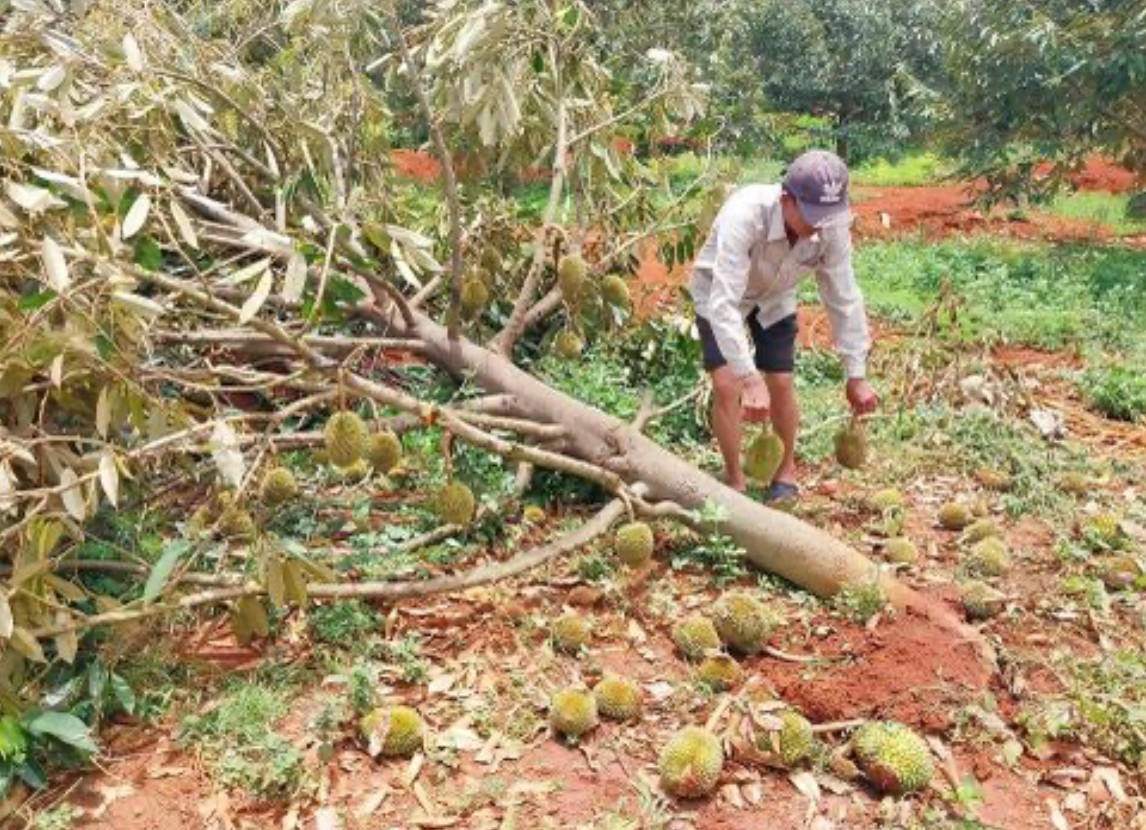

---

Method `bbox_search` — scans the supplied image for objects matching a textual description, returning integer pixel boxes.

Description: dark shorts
[696,312,798,374]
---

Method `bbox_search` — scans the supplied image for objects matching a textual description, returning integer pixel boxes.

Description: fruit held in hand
[324,411,369,468]
[834,420,867,470]
[672,614,721,661]
[659,727,724,798]
[744,427,785,483]
[593,674,642,721]
[436,482,476,525]
[359,706,425,758]
[614,521,654,567]
[549,688,598,739]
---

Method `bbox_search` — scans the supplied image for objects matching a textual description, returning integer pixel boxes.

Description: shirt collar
[766,195,822,246]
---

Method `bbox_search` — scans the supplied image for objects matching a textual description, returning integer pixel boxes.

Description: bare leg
[765,372,799,484]
[710,367,746,492]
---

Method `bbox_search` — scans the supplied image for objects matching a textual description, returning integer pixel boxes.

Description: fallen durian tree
[0,0,985,702]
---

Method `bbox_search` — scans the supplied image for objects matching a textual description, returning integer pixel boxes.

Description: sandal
[762,481,799,504]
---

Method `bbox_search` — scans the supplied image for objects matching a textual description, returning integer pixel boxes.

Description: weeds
[308,601,380,647]
[832,580,887,624]
[1081,364,1146,422]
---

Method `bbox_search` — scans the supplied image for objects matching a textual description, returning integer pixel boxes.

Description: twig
[810,719,867,735]
[308,224,339,324]
[763,645,824,664]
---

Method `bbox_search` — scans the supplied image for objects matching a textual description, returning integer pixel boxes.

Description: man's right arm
[706,201,757,379]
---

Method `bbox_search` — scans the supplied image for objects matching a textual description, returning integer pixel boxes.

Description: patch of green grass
[308,601,381,647]
[833,579,887,624]
[852,151,955,187]
[380,633,430,684]
[1039,191,1146,236]
[1080,364,1146,422]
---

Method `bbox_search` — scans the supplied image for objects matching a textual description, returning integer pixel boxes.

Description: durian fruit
[712,591,778,655]
[975,467,1013,492]
[970,497,990,518]
[553,329,584,360]
[672,614,721,661]
[658,727,724,798]
[851,722,886,765]
[218,505,256,541]
[744,427,785,483]
[436,482,476,525]
[961,580,1004,621]
[336,458,372,483]
[551,612,591,653]
[367,431,402,474]
[601,274,631,308]
[460,277,490,320]
[324,411,369,468]
[967,537,1010,577]
[480,247,502,276]
[549,688,598,739]
[869,489,906,512]
[962,518,1001,544]
[852,722,934,795]
[592,674,642,721]
[522,504,547,524]
[1082,513,1123,548]
[614,521,654,567]
[557,254,587,302]
[765,709,815,768]
[1058,471,1090,496]
[1097,555,1141,591]
[260,466,299,506]
[359,705,425,758]
[696,655,742,692]
[938,501,974,531]
[833,420,867,470]
[884,537,919,566]
[188,502,214,535]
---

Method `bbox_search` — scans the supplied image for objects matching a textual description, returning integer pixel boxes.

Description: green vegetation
[852,152,955,187]
[1042,191,1146,236]
[1081,365,1146,422]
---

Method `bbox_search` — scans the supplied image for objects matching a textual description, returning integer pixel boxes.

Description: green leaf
[143,540,191,603]
[532,51,544,74]
[26,712,97,756]
[132,235,163,271]
[109,673,136,716]
[17,757,47,789]
[18,289,56,311]
[0,717,28,761]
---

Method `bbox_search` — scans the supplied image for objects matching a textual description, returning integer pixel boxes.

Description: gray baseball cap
[783,149,851,228]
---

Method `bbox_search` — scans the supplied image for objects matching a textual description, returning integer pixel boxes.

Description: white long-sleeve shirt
[688,183,871,379]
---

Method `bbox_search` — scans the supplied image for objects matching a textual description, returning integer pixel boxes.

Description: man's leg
[710,366,746,492]
[765,372,799,484]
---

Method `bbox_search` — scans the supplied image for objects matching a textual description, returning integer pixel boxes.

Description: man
[689,149,878,502]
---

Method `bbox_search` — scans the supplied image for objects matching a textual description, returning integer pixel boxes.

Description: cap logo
[820,178,844,204]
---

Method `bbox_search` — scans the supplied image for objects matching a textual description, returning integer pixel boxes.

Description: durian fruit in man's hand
[834,416,868,470]
[744,424,785,483]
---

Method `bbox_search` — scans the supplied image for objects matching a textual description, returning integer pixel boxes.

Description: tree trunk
[404,310,983,652]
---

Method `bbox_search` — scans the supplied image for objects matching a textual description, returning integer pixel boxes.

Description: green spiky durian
[884,537,919,565]
[557,254,587,301]
[854,722,934,795]
[188,503,214,535]
[869,489,906,512]
[658,727,724,798]
[834,420,867,470]
[480,247,503,276]
[218,506,256,541]
[763,709,815,768]
[1098,555,1141,591]
[549,688,598,739]
[367,431,402,474]
[975,467,1013,491]
[938,502,974,531]
[967,537,1010,577]
[962,518,1001,543]
[554,329,584,360]
[744,427,785,483]
[359,705,425,758]
[712,591,779,655]
[522,504,547,524]
[336,458,372,483]
[1082,513,1123,548]
[672,614,721,661]
[614,521,654,567]
[961,580,1003,621]
[551,612,591,653]
[592,674,642,721]
[260,467,299,506]
[601,274,631,308]
[324,411,370,468]
[696,655,742,692]
[1058,471,1090,496]
[460,277,490,320]
[436,482,476,525]
[851,722,886,765]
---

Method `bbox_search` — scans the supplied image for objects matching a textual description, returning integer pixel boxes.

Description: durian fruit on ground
[975,466,1013,491]
[658,727,724,798]
[695,655,742,692]
[549,688,598,740]
[672,614,721,661]
[553,328,584,360]
[551,612,591,654]
[747,708,815,769]
[367,430,402,474]
[743,426,785,483]
[833,419,868,470]
[260,466,299,507]
[960,579,1004,620]
[592,674,642,721]
[324,411,370,468]
[1058,471,1092,496]
[966,537,1010,577]
[884,537,919,566]
[868,488,906,512]
[436,482,476,525]
[961,518,1001,544]
[336,458,372,483]
[712,591,781,655]
[1096,555,1142,591]
[359,705,425,758]
[614,521,654,567]
[937,501,974,531]
[1080,512,1125,549]
[850,721,934,795]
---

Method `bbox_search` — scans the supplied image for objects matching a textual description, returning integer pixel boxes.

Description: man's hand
[846,378,879,415]
[741,374,771,423]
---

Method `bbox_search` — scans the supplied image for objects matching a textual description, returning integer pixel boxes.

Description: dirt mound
[768,605,992,732]
[1066,157,1139,193]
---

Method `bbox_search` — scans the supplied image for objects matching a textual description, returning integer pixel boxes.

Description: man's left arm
[813,233,878,414]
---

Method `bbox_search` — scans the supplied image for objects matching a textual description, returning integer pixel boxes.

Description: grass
[1080,364,1146,422]
[1039,190,1146,236]
[852,151,955,187]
